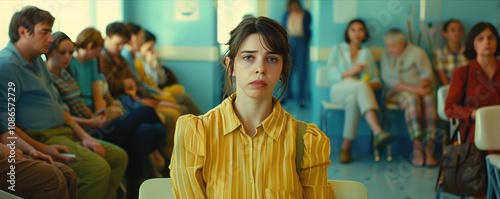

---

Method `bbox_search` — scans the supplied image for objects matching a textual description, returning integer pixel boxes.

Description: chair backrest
[316,66,330,88]
[328,179,368,199]
[369,47,384,62]
[0,190,22,199]
[139,178,174,199]
[138,178,369,199]
[475,105,500,150]
[437,85,450,121]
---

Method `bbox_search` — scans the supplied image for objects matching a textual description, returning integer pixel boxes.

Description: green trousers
[26,124,128,199]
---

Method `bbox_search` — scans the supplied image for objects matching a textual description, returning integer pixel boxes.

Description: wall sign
[175,0,199,21]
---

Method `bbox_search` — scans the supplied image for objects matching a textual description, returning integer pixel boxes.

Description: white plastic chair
[139,178,174,199]
[139,178,368,199]
[328,179,368,199]
[0,190,22,199]
[437,85,460,142]
[475,105,500,199]
[437,85,450,121]
[315,65,344,133]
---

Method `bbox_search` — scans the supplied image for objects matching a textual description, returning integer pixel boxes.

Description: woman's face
[473,28,497,58]
[443,21,464,43]
[232,33,283,100]
[140,40,155,59]
[50,39,74,68]
[348,22,366,44]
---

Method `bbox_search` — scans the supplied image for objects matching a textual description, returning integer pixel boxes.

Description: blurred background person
[281,0,311,107]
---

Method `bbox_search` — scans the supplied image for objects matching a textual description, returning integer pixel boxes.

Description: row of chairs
[138,178,368,199]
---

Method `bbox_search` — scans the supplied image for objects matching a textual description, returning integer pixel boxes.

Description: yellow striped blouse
[170,94,335,198]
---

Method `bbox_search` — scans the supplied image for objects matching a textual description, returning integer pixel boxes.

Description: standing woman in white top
[326,19,392,164]
[281,0,311,107]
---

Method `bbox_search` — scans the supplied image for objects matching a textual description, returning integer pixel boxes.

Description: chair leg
[374,149,380,162]
[324,110,329,135]
[493,160,500,199]
[487,158,493,199]
[320,106,325,132]
[387,145,392,161]
[374,145,392,162]
[435,186,441,199]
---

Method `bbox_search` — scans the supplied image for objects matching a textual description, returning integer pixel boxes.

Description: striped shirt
[50,69,91,119]
[170,94,334,199]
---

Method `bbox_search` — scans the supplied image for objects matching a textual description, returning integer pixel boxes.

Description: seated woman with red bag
[445,22,500,199]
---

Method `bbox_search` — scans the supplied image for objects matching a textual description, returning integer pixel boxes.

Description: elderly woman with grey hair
[381,29,437,167]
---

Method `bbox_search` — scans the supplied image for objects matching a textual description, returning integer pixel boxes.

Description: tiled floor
[282,100,466,199]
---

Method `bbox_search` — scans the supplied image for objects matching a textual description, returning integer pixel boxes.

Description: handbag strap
[461,64,470,106]
[450,64,471,143]
[461,64,473,142]
[435,159,445,192]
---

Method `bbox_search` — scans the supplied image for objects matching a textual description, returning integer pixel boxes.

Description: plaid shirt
[434,45,469,79]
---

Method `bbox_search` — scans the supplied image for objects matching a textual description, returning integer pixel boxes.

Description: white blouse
[326,42,380,85]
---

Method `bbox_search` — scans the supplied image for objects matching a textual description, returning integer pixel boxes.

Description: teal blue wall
[267,0,286,22]
[124,0,221,113]
[308,0,421,47]
[308,0,499,48]
[442,0,499,34]
[123,0,217,47]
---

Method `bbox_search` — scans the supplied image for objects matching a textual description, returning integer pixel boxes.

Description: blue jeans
[92,106,166,181]
[286,36,309,103]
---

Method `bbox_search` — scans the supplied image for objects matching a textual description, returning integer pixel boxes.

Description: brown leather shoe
[340,149,352,164]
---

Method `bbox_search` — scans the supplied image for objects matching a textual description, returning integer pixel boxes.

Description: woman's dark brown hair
[48,31,72,54]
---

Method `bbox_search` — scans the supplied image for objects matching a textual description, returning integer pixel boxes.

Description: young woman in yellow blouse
[170,16,334,198]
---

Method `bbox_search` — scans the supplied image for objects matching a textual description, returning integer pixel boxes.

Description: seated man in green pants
[0,6,128,199]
